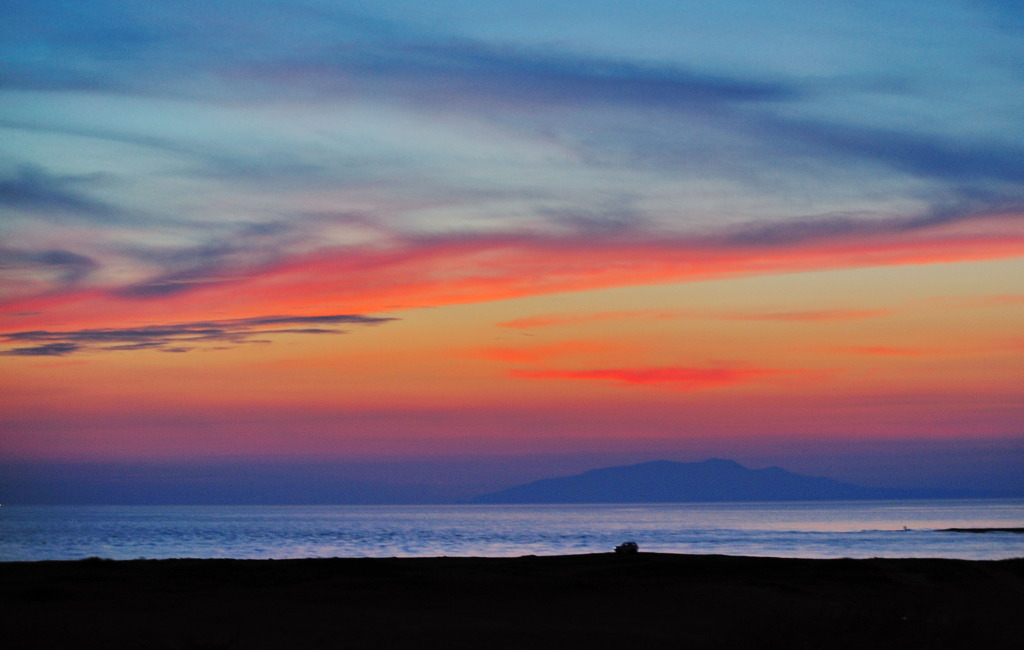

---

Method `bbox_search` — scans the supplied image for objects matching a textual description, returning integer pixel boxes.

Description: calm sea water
[1,500,1021,562]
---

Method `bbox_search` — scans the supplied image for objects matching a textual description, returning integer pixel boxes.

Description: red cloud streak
[463,341,618,363]
[509,366,793,389]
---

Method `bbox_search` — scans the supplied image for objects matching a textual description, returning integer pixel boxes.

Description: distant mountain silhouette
[471,459,975,504]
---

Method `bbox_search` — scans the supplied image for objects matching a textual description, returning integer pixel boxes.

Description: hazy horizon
[5,441,1022,504]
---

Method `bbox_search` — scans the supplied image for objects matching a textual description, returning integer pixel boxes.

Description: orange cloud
[509,366,794,390]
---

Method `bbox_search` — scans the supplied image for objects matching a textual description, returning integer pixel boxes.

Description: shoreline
[3,553,1022,648]
[939,526,1024,533]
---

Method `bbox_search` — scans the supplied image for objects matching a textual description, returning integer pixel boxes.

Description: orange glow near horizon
[4,248,1023,462]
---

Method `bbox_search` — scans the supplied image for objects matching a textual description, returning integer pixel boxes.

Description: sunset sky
[2,1,1022,502]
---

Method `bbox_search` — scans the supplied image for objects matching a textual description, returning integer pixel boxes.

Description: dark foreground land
[3,553,1023,649]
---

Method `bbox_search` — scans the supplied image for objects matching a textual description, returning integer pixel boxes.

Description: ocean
[1,499,1021,562]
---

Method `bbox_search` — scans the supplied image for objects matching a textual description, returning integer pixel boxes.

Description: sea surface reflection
[1,499,1020,561]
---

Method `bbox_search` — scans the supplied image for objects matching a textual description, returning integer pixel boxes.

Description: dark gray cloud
[113,269,241,299]
[538,198,647,234]
[99,211,396,302]
[715,197,1024,249]
[239,314,388,327]
[764,118,1024,184]
[2,1,795,109]
[103,212,354,300]
[0,247,100,285]
[716,213,882,248]
[0,165,124,222]
[0,314,396,356]
[1,342,83,357]
[266,41,798,110]
[1,0,797,119]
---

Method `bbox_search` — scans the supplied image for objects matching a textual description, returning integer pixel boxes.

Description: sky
[1,1,1022,503]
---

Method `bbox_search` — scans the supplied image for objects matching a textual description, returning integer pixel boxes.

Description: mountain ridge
[471,458,986,504]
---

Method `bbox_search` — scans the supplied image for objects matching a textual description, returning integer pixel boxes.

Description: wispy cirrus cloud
[12,3,1021,197]
[5,209,1022,328]
[510,366,796,390]
[0,314,395,357]
[265,211,1023,317]
[709,201,1024,249]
